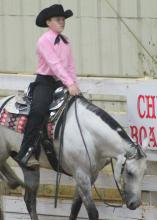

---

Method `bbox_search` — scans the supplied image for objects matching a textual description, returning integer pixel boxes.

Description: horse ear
[141,138,149,152]
[115,155,126,182]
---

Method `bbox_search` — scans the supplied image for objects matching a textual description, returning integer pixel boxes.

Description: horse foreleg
[22,167,40,220]
[75,170,99,220]
[69,187,82,220]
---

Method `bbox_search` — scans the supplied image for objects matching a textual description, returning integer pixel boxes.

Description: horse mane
[54,94,135,146]
[79,96,134,145]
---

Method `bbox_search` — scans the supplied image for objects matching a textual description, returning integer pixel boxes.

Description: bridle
[111,143,146,204]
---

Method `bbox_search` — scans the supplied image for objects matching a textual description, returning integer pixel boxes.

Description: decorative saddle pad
[0,109,54,138]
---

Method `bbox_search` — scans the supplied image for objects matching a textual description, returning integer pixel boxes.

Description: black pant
[19,74,63,157]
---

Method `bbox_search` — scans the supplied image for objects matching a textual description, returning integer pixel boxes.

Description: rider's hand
[68,83,80,96]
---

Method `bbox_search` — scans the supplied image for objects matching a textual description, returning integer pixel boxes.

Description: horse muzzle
[126,197,142,210]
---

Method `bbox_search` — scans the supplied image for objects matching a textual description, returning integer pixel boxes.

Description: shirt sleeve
[37,38,75,87]
[68,44,78,84]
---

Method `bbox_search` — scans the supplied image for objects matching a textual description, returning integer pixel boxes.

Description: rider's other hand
[68,83,80,96]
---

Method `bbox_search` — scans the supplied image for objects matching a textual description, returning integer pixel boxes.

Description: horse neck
[77,100,130,158]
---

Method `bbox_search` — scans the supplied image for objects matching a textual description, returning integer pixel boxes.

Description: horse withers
[0,95,147,220]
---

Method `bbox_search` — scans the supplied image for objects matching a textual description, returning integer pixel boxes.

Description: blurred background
[0,0,157,77]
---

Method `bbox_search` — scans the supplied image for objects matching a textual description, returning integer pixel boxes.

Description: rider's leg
[15,77,57,168]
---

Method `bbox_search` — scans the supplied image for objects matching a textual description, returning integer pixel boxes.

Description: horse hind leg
[22,167,40,220]
[69,188,82,220]
[75,170,99,220]
[0,162,24,189]
[1,164,39,220]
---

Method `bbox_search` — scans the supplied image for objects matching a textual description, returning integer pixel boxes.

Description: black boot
[14,145,40,169]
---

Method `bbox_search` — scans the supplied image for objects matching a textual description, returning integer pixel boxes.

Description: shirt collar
[49,28,60,37]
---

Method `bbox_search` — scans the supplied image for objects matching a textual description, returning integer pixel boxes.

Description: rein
[74,96,126,208]
[54,95,72,208]
[111,158,126,206]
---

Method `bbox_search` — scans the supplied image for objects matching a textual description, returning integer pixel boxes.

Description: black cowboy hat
[36,4,73,27]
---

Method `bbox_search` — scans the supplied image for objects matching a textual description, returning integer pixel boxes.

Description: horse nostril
[129,202,135,210]
[128,200,141,210]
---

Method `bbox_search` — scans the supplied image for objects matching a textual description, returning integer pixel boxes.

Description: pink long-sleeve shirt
[36,29,77,87]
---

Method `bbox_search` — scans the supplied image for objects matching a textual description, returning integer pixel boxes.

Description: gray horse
[0,96,147,220]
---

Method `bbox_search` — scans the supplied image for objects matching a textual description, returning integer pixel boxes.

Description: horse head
[114,138,148,210]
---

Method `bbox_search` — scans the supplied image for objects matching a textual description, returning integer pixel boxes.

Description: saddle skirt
[0,86,68,139]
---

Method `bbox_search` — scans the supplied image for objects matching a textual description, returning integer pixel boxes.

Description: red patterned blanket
[0,109,54,138]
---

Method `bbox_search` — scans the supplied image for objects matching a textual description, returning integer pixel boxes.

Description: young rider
[15,4,80,168]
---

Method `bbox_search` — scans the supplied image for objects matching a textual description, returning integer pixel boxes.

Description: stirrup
[26,157,40,169]
[20,147,34,165]
[15,147,39,169]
